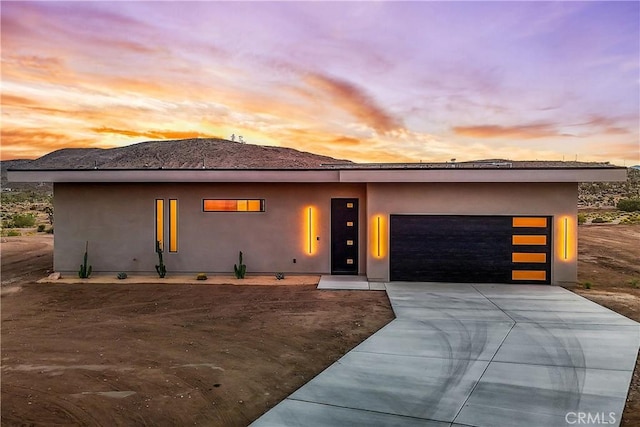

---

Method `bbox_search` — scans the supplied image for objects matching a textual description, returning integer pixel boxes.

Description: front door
[331,198,359,275]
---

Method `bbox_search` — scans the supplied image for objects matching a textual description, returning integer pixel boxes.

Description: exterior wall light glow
[558,215,574,262]
[304,206,317,255]
[371,214,386,259]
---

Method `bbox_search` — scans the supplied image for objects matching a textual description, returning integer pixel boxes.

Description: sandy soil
[2,227,639,425]
[0,235,53,287]
[569,225,640,426]
[1,237,394,426]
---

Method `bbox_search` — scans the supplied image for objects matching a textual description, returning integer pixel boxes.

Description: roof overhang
[7,167,627,184]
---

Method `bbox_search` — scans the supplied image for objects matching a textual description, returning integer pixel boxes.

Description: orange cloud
[0,128,109,160]
[453,123,560,139]
[91,127,222,141]
[304,73,402,133]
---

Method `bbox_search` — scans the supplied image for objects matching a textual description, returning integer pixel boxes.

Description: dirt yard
[2,227,639,426]
[569,224,640,426]
[1,237,393,426]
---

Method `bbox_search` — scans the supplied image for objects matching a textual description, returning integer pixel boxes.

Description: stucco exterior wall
[54,183,367,275]
[365,182,578,285]
[54,181,578,284]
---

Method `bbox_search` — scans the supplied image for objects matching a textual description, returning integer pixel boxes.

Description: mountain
[2,139,639,209]
[1,138,350,192]
[7,138,350,170]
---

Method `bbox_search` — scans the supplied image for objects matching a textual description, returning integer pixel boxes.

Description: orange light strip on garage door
[512,270,546,281]
[512,253,547,263]
[512,217,547,227]
[512,235,547,245]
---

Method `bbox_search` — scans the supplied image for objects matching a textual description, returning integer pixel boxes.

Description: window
[203,199,265,212]
[169,199,178,252]
[155,199,164,250]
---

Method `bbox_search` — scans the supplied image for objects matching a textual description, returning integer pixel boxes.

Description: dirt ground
[1,227,639,426]
[568,224,640,426]
[1,236,394,426]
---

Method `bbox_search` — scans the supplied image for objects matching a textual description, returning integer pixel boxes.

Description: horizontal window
[203,199,265,212]
[512,270,547,281]
[512,252,547,263]
[512,235,547,245]
[512,217,547,228]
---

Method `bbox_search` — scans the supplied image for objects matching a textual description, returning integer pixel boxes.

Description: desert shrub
[46,227,54,234]
[617,198,640,212]
[11,213,36,228]
[583,281,592,289]
[591,217,609,223]
[117,272,128,280]
[275,272,285,280]
[577,213,586,225]
[7,230,21,237]
[196,273,207,280]
[37,224,46,232]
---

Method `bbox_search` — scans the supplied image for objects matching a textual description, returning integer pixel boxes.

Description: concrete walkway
[251,282,640,427]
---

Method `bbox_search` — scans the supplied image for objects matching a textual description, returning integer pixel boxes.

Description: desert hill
[11,138,350,170]
[1,138,350,192]
[1,139,638,209]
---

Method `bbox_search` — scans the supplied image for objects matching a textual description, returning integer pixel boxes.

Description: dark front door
[331,198,359,275]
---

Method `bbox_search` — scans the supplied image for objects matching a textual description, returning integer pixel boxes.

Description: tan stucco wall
[54,181,578,284]
[54,183,367,276]
[365,182,578,284]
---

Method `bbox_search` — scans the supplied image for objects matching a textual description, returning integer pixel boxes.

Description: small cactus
[234,251,246,279]
[117,272,128,280]
[155,240,167,278]
[78,241,92,278]
[275,272,285,280]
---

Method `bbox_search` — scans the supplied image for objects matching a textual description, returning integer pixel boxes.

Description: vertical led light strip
[155,199,164,250]
[169,199,178,252]
[377,216,381,257]
[563,217,568,260]
[308,207,313,254]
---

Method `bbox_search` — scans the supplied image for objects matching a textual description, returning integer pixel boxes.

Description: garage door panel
[390,215,551,284]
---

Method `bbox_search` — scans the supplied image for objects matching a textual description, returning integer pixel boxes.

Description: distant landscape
[1,139,639,235]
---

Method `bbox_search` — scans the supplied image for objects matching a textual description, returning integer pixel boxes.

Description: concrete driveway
[251,283,640,427]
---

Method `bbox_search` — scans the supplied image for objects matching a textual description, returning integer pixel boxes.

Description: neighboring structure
[8,161,626,285]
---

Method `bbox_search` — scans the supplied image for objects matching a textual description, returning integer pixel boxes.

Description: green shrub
[37,224,46,232]
[583,281,592,289]
[117,272,128,280]
[196,273,207,280]
[591,217,609,223]
[630,278,640,289]
[11,213,36,228]
[7,230,20,237]
[577,213,586,225]
[617,198,640,212]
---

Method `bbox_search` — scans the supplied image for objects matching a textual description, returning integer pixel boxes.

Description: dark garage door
[390,215,551,284]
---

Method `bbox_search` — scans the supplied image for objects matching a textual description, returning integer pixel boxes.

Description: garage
[389,215,551,284]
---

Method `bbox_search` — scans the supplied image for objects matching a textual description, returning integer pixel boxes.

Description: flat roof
[7,164,627,184]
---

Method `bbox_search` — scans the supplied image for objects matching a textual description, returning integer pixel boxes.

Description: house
[8,159,626,285]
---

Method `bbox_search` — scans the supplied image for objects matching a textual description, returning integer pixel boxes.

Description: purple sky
[2,1,638,164]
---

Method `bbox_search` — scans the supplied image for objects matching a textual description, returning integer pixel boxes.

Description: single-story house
[8,160,626,285]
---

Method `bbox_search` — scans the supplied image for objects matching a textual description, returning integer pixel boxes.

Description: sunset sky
[1,1,638,164]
